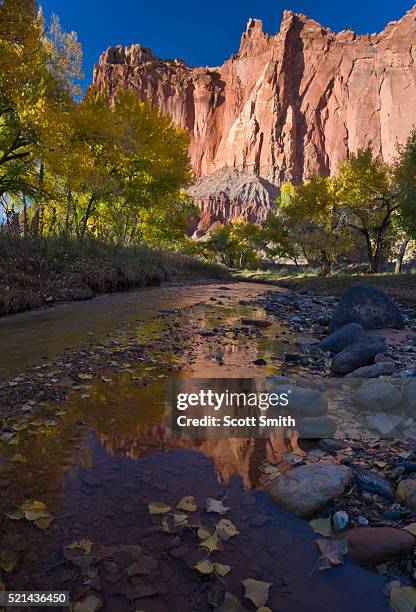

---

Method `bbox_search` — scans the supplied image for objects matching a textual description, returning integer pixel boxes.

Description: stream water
[0,283,389,611]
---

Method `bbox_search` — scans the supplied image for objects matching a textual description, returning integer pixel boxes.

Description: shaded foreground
[0,283,396,610]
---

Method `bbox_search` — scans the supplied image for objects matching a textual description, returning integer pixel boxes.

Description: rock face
[267,462,352,517]
[93,9,416,229]
[329,286,405,332]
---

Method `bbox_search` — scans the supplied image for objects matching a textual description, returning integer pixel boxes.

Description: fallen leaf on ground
[67,539,93,555]
[214,563,231,577]
[390,584,416,612]
[172,512,188,526]
[206,497,230,515]
[216,519,239,540]
[148,501,172,515]
[194,559,214,574]
[74,595,102,612]
[11,454,27,463]
[242,578,272,608]
[200,533,223,552]
[316,538,348,570]
[176,495,197,512]
[197,524,215,540]
[309,517,332,537]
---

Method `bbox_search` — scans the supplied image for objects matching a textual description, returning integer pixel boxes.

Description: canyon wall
[93,8,416,231]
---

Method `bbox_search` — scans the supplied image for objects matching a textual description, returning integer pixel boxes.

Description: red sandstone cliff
[93,8,416,230]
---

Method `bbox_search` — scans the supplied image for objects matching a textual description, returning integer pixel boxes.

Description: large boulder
[319,323,364,354]
[266,462,352,517]
[347,527,415,565]
[331,334,386,375]
[329,285,405,332]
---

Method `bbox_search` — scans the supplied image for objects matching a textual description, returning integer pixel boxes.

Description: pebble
[357,516,369,526]
[355,470,394,501]
[332,510,349,531]
[396,479,416,509]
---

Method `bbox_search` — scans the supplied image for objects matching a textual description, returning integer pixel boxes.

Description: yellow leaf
[390,585,416,612]
[200,533,222,552]
[67,539,93,555]
[197,524,215,540]
[403,523,416,537]
[5,509,24,521]
[11,454,27,463]
[148,501,172,515]
[216,519,239,541]
[176,496,197,512]
[172,513,188,526]
[214,563,231,577]
[242,578,272,608]
[309,517,332,537]
[194,559,214,574]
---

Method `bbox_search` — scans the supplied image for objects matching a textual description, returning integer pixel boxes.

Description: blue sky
[40,1,415,90]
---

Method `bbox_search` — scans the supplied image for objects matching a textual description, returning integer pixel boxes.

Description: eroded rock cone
[347,527,416,565]
[266,462,352,517]
[329,285,405,332]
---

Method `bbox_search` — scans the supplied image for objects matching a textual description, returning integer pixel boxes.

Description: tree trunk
[80,194,95,240]
[362,229,376,272]
[318,250,331,276]
[395,239,409,274]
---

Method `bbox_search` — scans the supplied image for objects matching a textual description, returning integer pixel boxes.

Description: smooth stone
[366,412,403,436]
[382,511,401,521]
[357,516,369,527]
[346,362,396,378]
[396,479,416,509]
[397,461,416,473]
[241,318,272,328]
[271,385,327,416]
[267,462,352,518]
[347,527,415,565]
[319,439,350,453]
[331,334,386,375]
[333,510,349,531]
[356,470,394,500]
[319,323,364,354]
[329,285,405,332]
[404,378,416,411]
[297,416,337,439]
[353,378,402,412]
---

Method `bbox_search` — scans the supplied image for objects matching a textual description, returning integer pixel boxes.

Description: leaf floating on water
[148,501,172,515]
[74,595,103,612]
[206,497,230,515]
[216,519,239,541]
[309,517,332,537]
[316,538,348,570]
[242,578,272,608]
[67,539,93,555]
[20,500,54,530]
[217,592,246,612]
[172,513,188,527]
[176,495,197,512]
[160,516,171,533]
[5,509,24,521]
[200,533,222,553]
[197,524,215,540]
[257,608,272,612]
[390,584,416,612]
[194,559,214,575]
[214,563,231,577]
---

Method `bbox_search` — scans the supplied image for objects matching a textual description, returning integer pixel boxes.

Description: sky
[39,1,415,91]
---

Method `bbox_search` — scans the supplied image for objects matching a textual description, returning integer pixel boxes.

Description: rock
[353,379,402,411]
[253,358,267,366]
[397,461,416,473]
[267,462,352,517]
[366,412,404,436]
[357,516,369,527]
[331,334,386,375]
[396,479,416,508]
[347,527,415,565]
[319,323,364,354]
[297,416,337,439]
[404,378,416,411]
[329,285,405,332]
[356,470,394,500]
[241,318,272,328]
[345,362,396,378]
[374,353,395,364]
[333,510,349,531]
[272,385,327,416]
[94,11,416,232]
[382,511,401,521]
[319,439,350,453]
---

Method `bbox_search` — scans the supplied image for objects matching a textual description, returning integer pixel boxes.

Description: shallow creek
[0,283,389,611]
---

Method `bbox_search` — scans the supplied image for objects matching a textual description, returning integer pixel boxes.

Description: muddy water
[0,283,389,611]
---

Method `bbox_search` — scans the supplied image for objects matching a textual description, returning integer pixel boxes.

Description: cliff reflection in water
[78,373,301,490]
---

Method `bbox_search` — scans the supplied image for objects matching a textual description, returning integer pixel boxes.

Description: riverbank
[236,270,416,307]
[0,236,229,316]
